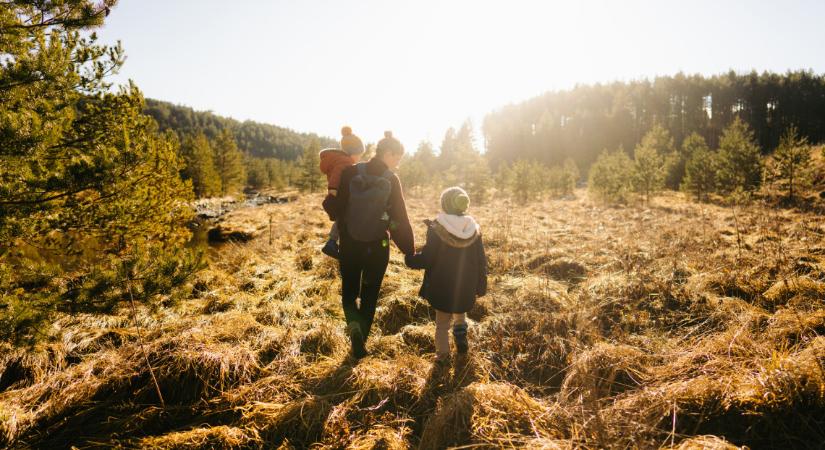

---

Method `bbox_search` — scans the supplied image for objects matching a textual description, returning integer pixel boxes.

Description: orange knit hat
[340,126,364,155]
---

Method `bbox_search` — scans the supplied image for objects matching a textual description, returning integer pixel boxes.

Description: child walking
[405,187,487,362]
[320,126,365,258]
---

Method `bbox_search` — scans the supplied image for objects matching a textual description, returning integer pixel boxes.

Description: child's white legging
[434,309,467,356]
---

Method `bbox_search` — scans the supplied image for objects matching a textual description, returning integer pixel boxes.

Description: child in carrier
[405,187,488,363]
[319,126,365,258]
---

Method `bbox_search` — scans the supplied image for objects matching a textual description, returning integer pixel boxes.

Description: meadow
[2,185,824,449]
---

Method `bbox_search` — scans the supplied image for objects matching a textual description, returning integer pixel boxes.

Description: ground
[1,189,824,449]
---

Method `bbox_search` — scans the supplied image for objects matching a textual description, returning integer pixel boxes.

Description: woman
[323,131,414,358]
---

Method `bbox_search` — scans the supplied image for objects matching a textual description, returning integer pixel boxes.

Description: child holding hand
[405,187,487,362]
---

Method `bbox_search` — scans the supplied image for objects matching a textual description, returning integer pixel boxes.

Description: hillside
[145,99,337,160]
[2,191,824,448]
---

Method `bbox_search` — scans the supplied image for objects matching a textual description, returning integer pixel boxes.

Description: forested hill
[483,70,825,170]
[145,99,336,160]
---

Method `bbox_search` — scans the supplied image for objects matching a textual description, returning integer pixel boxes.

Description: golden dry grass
[2,189,824,448]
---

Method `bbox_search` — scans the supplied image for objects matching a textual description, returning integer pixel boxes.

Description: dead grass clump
[399,324,435,354]
[0,345,65,392]
[137,425,259,449]
[295,248,314,271]
[242,396,333,447]
[299,323,346,358]
[666,435,744,449]
[612,339,825,448]
[143,335,260,405]
[314,256,339,279]
[735,337,825,414]
[765,308,825,348]
[560,342,651,402]
[374,296,433,335]
[478,311,576,393]
[701,268,772,303]
[201,292,235,314]
[346,356,428,412]
[493,275,567,313]
[346,424,410,450]
[762,276,825,310]
[522,250,567,271]
[539,257,588,283]
[419,381,567,450]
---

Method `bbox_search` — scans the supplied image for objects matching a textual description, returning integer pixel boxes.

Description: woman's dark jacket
[323,157,414,255]
[405,219,488,313]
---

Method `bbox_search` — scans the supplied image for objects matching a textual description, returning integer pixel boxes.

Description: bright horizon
[97,0,825,152]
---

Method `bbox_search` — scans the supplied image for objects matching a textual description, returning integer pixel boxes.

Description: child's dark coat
[405,220,487,313]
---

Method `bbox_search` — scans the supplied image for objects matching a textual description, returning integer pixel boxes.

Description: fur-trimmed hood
[432,213,480,248]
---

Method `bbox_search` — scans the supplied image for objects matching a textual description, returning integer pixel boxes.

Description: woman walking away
[323,131,414,359]
[405,187,487,364]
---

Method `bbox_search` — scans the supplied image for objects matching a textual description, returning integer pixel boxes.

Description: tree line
[145,99,335,160]
[147,100,336,198]
[483,71,825,174]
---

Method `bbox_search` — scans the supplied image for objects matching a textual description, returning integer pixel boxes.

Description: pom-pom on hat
[441,186,470,215]
[340,125,364,155]
[376,130,404,156]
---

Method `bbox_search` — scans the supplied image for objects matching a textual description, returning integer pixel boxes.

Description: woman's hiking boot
[453,323,469,354]
[348,321,368,359]
[322,240,339,259]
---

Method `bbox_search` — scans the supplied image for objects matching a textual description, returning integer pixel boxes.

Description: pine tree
[717,117,763,194]
[464,156,492,204]
[633,142,666,203]
[213,129,246,196]
[181,133,220,197]
[245,156,270,190]
[682,148,718,202]
[588,148,635,204]
[296,138,323,192]
[772,125,810,201]
[508,160,545,202]
[0,1,198,344]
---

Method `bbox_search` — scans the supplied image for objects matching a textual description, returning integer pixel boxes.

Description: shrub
[588,148,635,204]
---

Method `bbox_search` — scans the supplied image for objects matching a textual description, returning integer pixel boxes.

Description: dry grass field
[2,189,824,449]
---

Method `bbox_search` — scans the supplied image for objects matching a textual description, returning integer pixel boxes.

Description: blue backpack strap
[381,169,393,181]
[356,163,367,177]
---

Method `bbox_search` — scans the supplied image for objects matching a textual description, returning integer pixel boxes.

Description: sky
[97,0,825,152]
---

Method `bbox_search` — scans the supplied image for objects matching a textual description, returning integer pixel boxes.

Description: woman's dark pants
[339,235,389,344]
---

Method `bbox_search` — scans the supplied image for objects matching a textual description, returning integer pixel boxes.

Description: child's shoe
[453,323,469,354]
[322,240,339,259]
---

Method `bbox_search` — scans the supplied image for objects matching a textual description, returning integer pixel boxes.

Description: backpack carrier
[345,163,393,242]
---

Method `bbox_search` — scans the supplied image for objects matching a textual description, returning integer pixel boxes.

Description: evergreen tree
[0,1,197,344]
[588,148,635,204]
[772,125,811,201]
[213,129,246,196]
[507,160,545,202]
[716,117,763,194]
[245,156,270,190]
[296,138,323,192]
[681,133,710,165]
[180,133,220,197]
[399,141,438,193]
[464,156,492,203]
[682,148,718,202]
[563,158,580,193]
[546,159,579,198]
[633,142,666,203]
